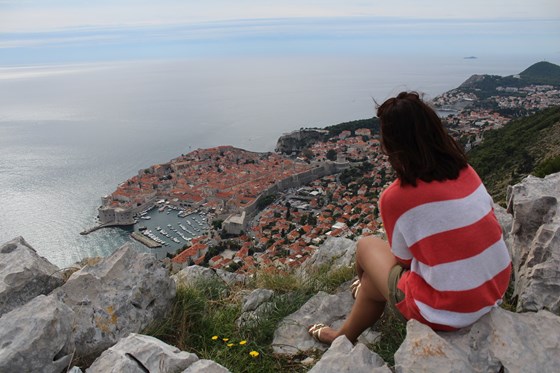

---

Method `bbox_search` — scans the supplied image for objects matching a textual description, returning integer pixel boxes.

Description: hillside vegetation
[456,61,560,99]
[324,117,379,137]
[520,61,560,85]
[468,106,560,204]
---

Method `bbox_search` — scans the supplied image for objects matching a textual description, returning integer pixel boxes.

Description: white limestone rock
[172,265,221,287]
[51,243,176,364]
[182,359,231,373]
[0,295,75,373]
[0,236,64,316]
[506,172,560,314]
[236,288,275,328]
[448,307,560,373]
[301,237,356,271]
[493,203,513,243]
[395,307,560,373]
[86,333,198,373]
[308,335,391,373]
[215,268,247,286]
[272,290,357,355]
[394,320,475,373]
[241,288,274,313]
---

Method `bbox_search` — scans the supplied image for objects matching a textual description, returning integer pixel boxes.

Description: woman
[308,91,511,344]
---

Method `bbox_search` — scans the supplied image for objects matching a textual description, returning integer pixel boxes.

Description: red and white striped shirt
[380,165,511,331]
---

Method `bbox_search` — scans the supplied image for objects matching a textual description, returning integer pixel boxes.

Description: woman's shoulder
[381,165,483,207]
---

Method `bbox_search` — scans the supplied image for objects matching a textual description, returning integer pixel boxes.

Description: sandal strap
[308,323,326,342]
[351,279,361,299]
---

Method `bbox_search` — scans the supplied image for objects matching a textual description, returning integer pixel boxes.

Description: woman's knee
[356,236,396,273]
[357,236,389,257]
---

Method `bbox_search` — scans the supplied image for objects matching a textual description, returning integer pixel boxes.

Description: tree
[212,220,224,230]
[326,149,337,161]
[302,148,314,160]
[307,214,318,226]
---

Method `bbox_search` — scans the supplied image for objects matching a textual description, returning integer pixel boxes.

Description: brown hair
[377,91,467,187]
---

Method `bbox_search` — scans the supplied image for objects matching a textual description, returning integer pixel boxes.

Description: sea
[0,55,555,268]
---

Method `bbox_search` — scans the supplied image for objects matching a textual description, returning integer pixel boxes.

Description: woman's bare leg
[313,236,397,344]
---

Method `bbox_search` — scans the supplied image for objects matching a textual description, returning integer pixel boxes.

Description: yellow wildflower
[239,340,247,345]
[249,351,260,358]
[211,336,219,340]
[222,338,229,342]
[227,343,234,347]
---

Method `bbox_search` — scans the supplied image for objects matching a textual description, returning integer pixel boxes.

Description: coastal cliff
[275,129,328,155]
[1,172,559,372]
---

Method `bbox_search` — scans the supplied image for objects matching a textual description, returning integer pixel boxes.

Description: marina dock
[130,232,161,248]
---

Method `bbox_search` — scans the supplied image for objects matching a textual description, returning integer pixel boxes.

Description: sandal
[351,279,361,299]
[308,323,328,344]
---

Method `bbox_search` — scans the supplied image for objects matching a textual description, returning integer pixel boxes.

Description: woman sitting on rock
[308,91,512,344]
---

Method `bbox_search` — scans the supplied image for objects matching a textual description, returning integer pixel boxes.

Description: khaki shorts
[387,264,408,323]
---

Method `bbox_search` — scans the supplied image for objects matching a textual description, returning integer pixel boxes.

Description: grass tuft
[369,307,407,367]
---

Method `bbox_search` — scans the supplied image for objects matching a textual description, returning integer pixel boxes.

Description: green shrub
[533,155,560,177]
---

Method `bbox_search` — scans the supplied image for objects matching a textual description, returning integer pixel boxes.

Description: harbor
[131,205,210,256]
[81,201,211,258]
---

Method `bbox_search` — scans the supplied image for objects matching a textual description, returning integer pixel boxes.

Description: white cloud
[0,63,113,80]
[0,0,558,33]
[0,34,121,49]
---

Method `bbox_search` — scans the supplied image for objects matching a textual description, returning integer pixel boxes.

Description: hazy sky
[1,0,559,66]
[1,0,559,32]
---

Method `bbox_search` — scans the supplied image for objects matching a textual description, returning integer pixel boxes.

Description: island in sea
[91,61,560,273]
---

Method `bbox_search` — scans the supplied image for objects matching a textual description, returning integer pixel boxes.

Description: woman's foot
[307,323,338,345]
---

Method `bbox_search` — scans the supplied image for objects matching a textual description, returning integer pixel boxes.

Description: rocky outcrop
[275,129,328,155]
[0,236,64,316]
[506,172,560,314]
[308,336,391,373]
[172,264,221,287]
[272,288,379,355]
[0,295,75,373]
[394,307,560,373]
[183,360,231,373]
[300,236,356,272]
[304,305,560,373]
[493,203,513,242]
[51,243,176,364]
[236,288,275,328]
[215,268,247,286]
[273,291,353,354]
[86,333,198,373]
